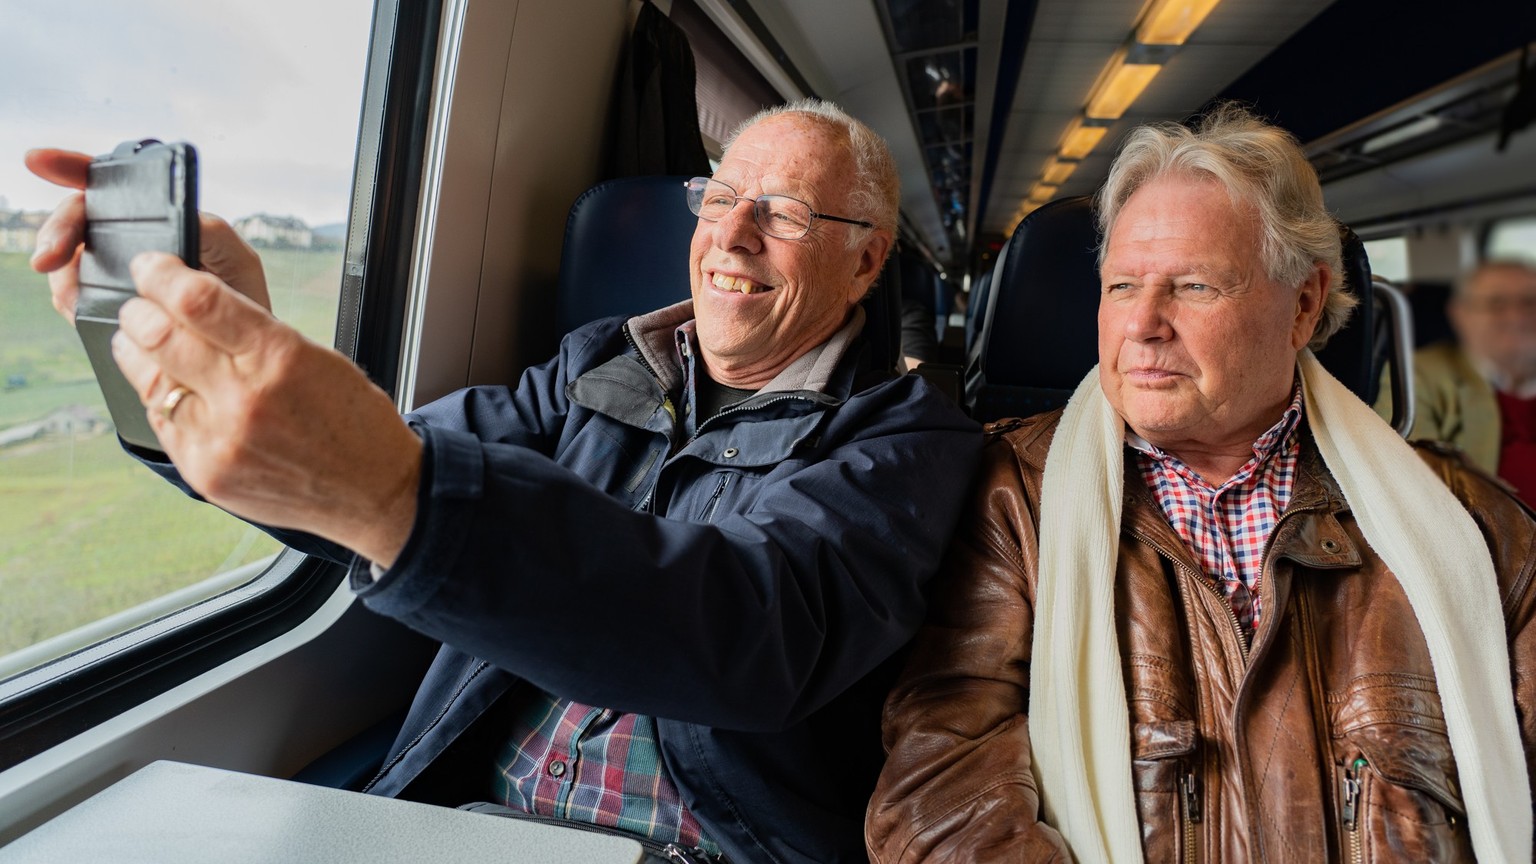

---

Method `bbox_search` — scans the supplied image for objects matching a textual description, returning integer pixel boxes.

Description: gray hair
[1097,102,1355,349]
[726,98,900,250]
[1455,259,1536,296]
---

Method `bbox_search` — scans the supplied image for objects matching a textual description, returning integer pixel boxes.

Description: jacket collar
[623,299,867,402]
[569,301,867,432]
[1122,420,1362,572]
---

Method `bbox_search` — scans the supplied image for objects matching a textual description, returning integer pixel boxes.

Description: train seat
[964,194,1402,427]
[965,196,1101,423]
[556,175,698,336]
[555,175,902,373]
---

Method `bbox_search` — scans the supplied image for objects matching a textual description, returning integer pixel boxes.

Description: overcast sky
[0,0,373,227]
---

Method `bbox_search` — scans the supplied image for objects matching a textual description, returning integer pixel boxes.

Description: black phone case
[76,139,199,451]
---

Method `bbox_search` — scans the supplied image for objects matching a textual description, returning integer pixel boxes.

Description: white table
[0,760,645,863]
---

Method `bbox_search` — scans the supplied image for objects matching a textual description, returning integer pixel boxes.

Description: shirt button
[548,760,566,778]
[722,447,739,458]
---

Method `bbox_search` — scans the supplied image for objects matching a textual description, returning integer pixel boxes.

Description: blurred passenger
[868,104,1535,863]
[1411,259,1536,504]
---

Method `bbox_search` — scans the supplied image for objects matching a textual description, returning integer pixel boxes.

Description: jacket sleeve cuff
[351,421,485,615]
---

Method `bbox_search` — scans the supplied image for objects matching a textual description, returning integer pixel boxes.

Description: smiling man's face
[689,114,888,389]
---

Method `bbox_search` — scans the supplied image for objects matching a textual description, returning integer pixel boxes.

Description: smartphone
[76,139,199,451]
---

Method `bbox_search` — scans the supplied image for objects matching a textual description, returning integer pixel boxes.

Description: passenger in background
[867,105,1536,863]
[1410,259,1536,505]
[27,99,980,864]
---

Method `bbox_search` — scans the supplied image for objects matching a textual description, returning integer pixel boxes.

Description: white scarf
[1030,349,1530,863]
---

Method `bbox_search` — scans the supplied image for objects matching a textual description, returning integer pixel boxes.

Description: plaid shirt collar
[1128,381,1306,634]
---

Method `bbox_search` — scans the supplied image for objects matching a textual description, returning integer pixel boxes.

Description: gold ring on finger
[159,384,192,422]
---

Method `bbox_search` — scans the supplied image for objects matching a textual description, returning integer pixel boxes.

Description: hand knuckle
[175,274,222,320]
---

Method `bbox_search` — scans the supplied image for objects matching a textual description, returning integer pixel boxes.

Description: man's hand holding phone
[26,148,272,321]
[25,145,421,569]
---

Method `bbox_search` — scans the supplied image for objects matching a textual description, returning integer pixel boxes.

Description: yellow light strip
[1059,118,1109,160]
[1137,0,1223,46]
[1042,159,1077,186]
[1029,183,1059,202]
[1086,51,1162,120]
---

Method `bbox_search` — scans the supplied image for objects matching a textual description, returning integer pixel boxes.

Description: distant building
[0,405,110,449]
[234,214,314,249]
[0,210,47,254]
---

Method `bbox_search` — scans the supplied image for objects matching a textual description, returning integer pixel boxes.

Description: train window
[1486,215,1536,264]
[1362,236,1409,283]
[0,0,372,678]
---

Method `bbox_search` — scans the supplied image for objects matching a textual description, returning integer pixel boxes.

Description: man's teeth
[713,273,767,295]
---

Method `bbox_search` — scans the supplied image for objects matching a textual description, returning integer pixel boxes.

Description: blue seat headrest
[554,174,901,373]
[556,175,696,335]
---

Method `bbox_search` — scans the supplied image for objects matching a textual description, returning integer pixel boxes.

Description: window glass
[1363,236,1409,283]
[0,0,372,671]
[1487,215,1536,265]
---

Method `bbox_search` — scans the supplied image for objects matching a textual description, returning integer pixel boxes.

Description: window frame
[0,0,442,772]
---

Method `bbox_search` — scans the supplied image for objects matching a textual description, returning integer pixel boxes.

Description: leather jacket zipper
[1180,764,1202,864]
[1134,529,1250,662]
[1341,757,1366,864]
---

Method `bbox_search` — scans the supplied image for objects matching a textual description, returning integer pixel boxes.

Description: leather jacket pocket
[1131,720,1199,864]
[1334,725,1473,863]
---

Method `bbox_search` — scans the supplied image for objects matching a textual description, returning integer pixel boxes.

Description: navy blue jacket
[147,302,980,862]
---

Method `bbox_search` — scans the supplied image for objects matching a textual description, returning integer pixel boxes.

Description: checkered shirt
[1129,385,1304,634]
[488,691,721,854]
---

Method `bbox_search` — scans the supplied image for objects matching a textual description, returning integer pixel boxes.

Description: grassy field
[0,247,343,657]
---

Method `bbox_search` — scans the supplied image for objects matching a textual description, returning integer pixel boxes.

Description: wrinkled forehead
[1105,175,1261,262]
[718,116,853,197]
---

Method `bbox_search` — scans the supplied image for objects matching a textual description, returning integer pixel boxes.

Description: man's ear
[1293,261,1330,350]
[848,229,894,305]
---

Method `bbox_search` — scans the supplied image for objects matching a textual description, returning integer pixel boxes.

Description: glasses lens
[755,195,813,239]
[688,179,739,221]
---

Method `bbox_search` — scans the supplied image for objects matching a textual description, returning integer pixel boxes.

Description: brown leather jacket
[868,411,1536,863]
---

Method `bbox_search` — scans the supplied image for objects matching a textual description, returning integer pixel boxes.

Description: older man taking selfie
[29,99,980,864]
[868,105,1536,863]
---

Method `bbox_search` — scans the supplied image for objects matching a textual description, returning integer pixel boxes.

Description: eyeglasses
[684,177,873,241]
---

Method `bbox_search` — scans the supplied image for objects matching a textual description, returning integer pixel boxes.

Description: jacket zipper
[1180,764,1202,864]
[622,324,661,380]
[689,393,811,443]
[700,473,729,522]
[1341,757,1366,864]
[362,661,492,793]
[1135,529,1250,661]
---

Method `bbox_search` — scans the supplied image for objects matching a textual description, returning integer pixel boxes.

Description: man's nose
[1124,290,1174,342]
[712,198,764,253]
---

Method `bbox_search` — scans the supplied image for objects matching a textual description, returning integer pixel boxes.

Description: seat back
[965,196,1101,422]
[1312,225,1378,405]
[965,194,1381,424]
[555,175,900,373]
[556,175,697,335]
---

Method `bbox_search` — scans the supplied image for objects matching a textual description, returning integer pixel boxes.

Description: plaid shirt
[1130,384,1304,635]
[485,324,728,855]
[488,691,721,854]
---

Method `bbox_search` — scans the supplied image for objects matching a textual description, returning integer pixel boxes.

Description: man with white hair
[867,105,1536,862]
[29,99,980,864]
